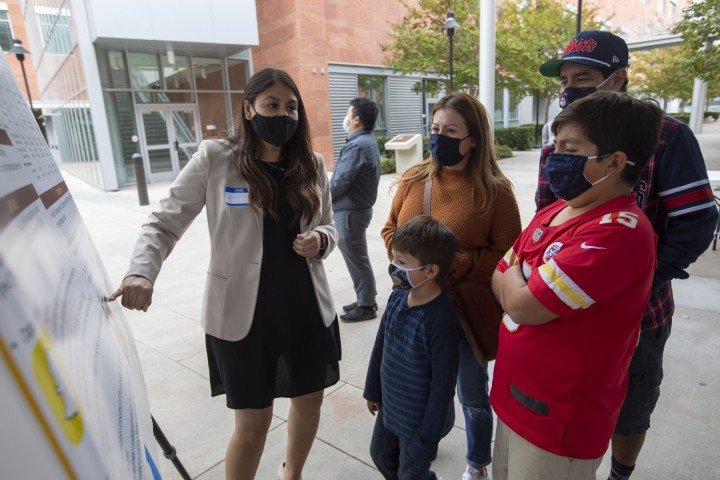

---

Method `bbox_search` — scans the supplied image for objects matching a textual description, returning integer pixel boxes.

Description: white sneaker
[461,465,491,480]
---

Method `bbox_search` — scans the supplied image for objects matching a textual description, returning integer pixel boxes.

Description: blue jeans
[457,335,493,469]
[369,410,439,480]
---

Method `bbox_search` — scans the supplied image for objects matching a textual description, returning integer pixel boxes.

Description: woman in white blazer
[111,68,340,480]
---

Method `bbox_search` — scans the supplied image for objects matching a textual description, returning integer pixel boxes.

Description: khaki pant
[492,419,603,480]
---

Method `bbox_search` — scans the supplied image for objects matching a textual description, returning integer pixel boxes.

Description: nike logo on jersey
[580,242,606,250]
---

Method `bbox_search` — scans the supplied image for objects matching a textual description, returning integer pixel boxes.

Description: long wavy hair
[227,68,319,224]
[398,92,512,216]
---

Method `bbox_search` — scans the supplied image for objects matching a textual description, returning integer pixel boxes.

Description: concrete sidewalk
[67,119,720,480]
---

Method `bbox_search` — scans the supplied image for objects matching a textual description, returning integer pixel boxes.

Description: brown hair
[392,215,460,280]
[396,92,512,216]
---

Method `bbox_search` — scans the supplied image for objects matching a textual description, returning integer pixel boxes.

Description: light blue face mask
[342,115,352,134]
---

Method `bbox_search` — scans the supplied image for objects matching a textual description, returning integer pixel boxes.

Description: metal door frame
[135,104,200,183]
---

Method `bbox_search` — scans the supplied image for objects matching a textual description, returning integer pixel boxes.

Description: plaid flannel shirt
[536,115,718,329]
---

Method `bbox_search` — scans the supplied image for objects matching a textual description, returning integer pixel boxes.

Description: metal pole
[132,153,150,206]
[576,0,583,34]
[449,33,454,93]
[18,59,33,109]
[152,416,192,480]
[479,0,496,126]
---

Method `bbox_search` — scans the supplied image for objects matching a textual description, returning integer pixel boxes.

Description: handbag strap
[423,177,432,215]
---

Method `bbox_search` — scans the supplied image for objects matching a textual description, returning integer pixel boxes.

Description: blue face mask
[545,152,611,201]
[388,262,428,290]
[342,115,351,134]
[558,73,615,109]
[429,133,470,167]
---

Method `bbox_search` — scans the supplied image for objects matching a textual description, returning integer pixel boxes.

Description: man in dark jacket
[331,97,382,322]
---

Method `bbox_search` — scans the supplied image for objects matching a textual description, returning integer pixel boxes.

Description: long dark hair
[228,68,319,224]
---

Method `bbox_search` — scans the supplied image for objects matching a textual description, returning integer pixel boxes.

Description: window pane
[230,93,244,136]
[194,57,224,90]
[358,75,386,133]
[227,59,249,91]
[128,52,161,89]
[198,93,228,139]
[97,50,130,89]
[103,91,137,185]
[172,110,196,145]
[148,149,173,174]
[134,91,194,103]
[37,12,73,55]
[0,11,13,52]
[142,111,169,146]
[161,54,192,90]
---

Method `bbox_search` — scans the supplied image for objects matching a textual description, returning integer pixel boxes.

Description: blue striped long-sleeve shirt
[364,288,460,462]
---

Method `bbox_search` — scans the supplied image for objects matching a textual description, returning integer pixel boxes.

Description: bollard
[132,153,150,206]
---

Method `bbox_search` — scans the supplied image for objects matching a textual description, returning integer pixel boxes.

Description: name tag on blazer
[225,187,249,206]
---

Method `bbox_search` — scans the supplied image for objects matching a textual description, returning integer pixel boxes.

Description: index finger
[108,287,123,302]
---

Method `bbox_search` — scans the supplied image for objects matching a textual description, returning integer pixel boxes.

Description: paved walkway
[66,119,720,480]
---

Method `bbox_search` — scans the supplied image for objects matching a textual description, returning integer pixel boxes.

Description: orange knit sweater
[381,167,522,283]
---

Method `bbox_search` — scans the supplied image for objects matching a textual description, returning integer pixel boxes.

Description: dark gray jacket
[330,130,381,211]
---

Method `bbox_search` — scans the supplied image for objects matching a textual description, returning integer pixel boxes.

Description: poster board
[0,56,160,479]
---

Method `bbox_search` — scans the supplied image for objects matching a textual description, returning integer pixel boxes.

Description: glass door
[136,105,200,183]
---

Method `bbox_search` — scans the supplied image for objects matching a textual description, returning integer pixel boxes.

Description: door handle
[174,140,179,151]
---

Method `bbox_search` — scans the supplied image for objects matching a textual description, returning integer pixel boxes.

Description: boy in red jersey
[490,91,662,480]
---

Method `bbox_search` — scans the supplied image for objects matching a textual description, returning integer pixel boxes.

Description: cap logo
[563,38,598,55]
[612,55,620,63]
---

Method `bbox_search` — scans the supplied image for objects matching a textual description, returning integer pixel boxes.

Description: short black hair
[392,216,460,281]
[350,97,379,131]
[552,91,663,185]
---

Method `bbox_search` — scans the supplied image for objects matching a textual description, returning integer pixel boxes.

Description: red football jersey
[491,194,656,459]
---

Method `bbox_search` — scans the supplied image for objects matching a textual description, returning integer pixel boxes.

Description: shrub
[495,144,513,159]
[494,125,535,150]
[381,157,396,174]
[668,113,690,124]
[705,111,719,120]
[375,135,394,158]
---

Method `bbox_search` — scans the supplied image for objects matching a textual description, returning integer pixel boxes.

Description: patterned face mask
[545,152,612,201]
[558,73,615,109]
[388,262,428,290]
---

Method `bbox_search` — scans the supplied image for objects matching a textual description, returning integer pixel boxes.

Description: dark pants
[369,410,438,480]
[334,208,376,306]
[614,320,672,435]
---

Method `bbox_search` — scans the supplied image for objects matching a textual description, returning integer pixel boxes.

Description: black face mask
[429,133,470,167]
[250,110,298,146]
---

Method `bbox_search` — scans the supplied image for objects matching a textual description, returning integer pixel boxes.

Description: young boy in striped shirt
[364,215,461,479]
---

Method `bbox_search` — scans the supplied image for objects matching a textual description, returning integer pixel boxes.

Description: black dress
[206,162,341,409]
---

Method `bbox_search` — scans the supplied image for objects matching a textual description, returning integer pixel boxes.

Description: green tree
[382,0,480,95]
[629,45,719,113]
[382,0,613,121]
[629,47,694,110]
[496,0,610,123]
[672,0,720,84]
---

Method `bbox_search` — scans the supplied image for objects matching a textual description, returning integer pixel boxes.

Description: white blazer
[125,139,338,341]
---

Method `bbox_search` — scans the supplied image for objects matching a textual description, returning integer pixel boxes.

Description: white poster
[0,56,160,479]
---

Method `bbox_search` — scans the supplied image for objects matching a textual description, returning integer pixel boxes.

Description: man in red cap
[535,30,718,480]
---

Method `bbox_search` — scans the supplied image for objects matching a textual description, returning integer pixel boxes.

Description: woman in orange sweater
[381,92,521,480]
